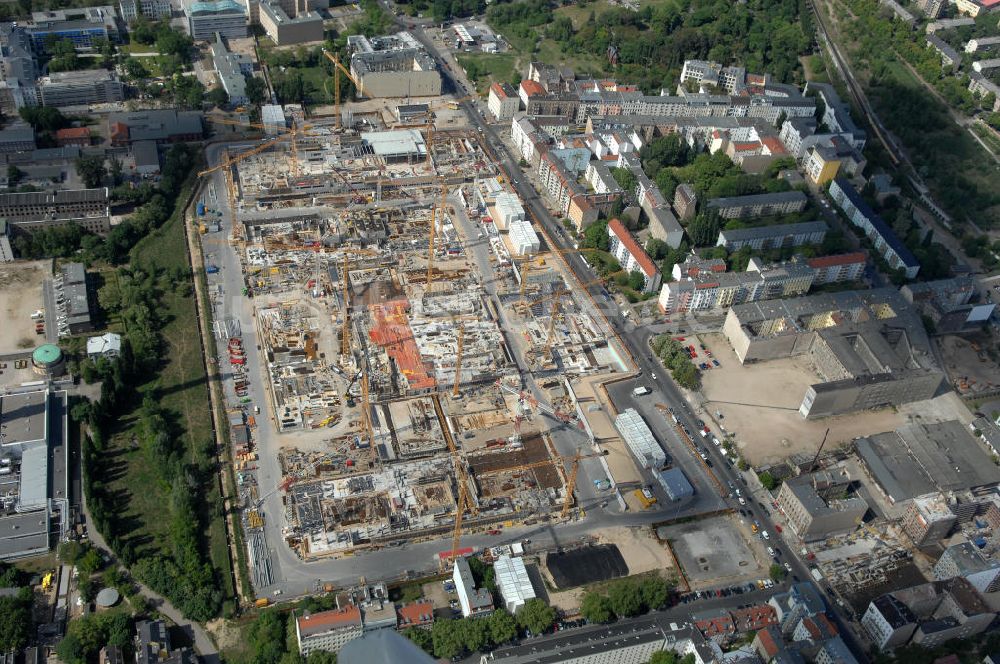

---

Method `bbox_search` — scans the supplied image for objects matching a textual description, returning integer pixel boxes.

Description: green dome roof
[32,344,62,365]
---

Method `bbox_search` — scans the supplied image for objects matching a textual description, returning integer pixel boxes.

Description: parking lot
[0,261,49,354]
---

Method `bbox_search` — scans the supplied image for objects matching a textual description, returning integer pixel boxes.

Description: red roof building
[607,218,661,293]
[732,604,778,632]
[519,80,546,99]
[396,601,435,629]
[295,606,363,656]
[55,127,91,147]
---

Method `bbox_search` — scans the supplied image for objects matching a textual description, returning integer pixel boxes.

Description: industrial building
[493,555,536,613]
[258,1,323,46]
[38,70,124,108]
[0,388,70,560]
[829,178,919,279]
[59,262,95,334]
[855,421,1000,505]
[715,220,827,251]
[615,408,667,470]
[108,110,204,145]
[776,472,867,541]
[183,0,247,40]
[900,276,995,333]
[132,140,160,177]
[706,191,808,219]
[0,187,110,235]
[0,124,35,153]
[722,289,944,419]
[507,218,539,256]
[454,557,494,617]
[347,33,441,98]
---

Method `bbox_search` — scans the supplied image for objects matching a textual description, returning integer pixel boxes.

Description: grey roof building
[716,221,827,251]
[0,188,110,235]
[136,620,193,664]
[109,110,204,145]
[776,472,867,541]
[210,35,250,106]
[706,190,808,219]
[0,123,35,153]
[804,82,867,149]
[862,594,917,651]
[348,33,441,99]
[855,421,1000,503]
[657,467,694,501]
[933,541,1000,593]
[769,582,825,636]
[38,70,124,108]
[926,35,962,68]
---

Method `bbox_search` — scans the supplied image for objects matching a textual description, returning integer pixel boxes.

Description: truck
[254,598,270,608]
[206,265,220,274]
[634,488,657,509]
[632,386,651,396]
[197,202,206,216]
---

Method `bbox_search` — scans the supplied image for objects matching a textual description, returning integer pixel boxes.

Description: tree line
[579,576,673,623]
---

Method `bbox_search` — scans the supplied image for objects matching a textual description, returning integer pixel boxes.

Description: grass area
[104,180,233,598]
[455,53,518,94]
[972,123,1000,157]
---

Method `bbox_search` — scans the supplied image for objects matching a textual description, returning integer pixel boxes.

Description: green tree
[6,165,23,186]
[78,546,104,574]
[306,651,337,664]
[608,580,643,618]
[627,270,646,291]
[124,57,149,80]
[403,626,433,653]
[459,617,489,652]
[758,471,777,491]
[47,37,80,72]
[76,155,107,188]
[19,106,68,131]
[516,598,556,635]
[246,76,269,105]
[645,238,669,261]
[207,87,229,108]
[431,619,465,660]
[487,609,517,645]
[649,651,678,664]
[56,634,85,664]
[582,218,610,251]
[580,592,614,623]
[770,563,787,582]
[640,577,670,611]
[611,167,638,193]
[0,588,32,651]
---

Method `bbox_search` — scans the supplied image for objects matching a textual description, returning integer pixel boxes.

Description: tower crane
[321,50,362,130]
[452,322,464,398]
[425,182,447,292]
[253,452,338,508]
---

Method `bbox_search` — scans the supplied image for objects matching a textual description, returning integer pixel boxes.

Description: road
[394,24,868,659]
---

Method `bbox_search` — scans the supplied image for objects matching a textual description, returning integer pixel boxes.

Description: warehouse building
[38,70,124,108]
[60,262,95,334]
[614,408,667,470]
[359,129,427,164]
[657,468,694,501]
[109,110,204,145]
[855,421,1000,505]
[493,555,536,613]
[184,0,247,40]
[348,33,441,98]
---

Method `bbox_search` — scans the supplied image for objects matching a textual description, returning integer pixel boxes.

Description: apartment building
[607,218,661,293]
[829,178,920,279]
[914,0,947,16]
[454,557,493,617]
[806,252,866,285]
[658,260,814,314]
[901,493,958,545]
[295,607,364,656]
[673,183,697,220]
[715,221,827,251]
[932,542,1000,592]
[862,595,918,651]
[210,35,250,106]
[969,72,1000,111]
[927,35,962,68]
[488,82,519,121]
[769,583,826,636]
[706,191,808,219]
[804,82,867,150]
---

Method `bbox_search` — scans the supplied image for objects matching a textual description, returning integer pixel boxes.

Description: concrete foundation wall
[358,71,441,98]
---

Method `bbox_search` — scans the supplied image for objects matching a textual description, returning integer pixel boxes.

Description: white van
[632,386,651,396]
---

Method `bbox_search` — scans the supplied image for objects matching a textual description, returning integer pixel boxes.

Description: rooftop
[707,190,807,209]
[608,218,657,277]
[0,390,48,449]
[718,220,827,242]
[832,178,919,269]
[856,421,1000,502]
[296,606,362,637]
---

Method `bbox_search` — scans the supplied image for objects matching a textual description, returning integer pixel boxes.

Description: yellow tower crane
[322,50,362,130]
[452,322,464,398]
[425,182,447,292]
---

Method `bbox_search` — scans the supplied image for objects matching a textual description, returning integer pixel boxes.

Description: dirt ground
[539,526,677,612]
[694,332,904,466]
[935,333,1000,400]
[0,261,49,355]
[573,373,644,489]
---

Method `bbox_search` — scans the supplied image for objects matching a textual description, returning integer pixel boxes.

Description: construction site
[200,76,630,566]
